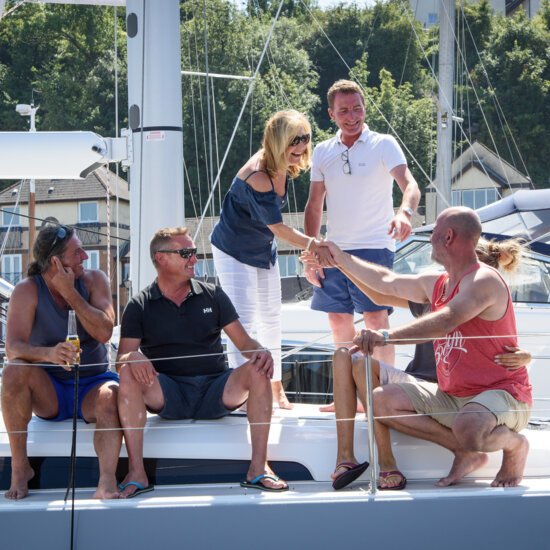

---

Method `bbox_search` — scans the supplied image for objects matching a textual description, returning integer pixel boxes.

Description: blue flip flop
[240,474,289,492]
[118,481,154,498]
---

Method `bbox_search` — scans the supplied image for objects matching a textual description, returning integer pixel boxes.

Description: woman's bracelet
[305,236,315,252]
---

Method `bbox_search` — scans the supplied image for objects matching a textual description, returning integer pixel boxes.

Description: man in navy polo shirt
[116,227,288,497]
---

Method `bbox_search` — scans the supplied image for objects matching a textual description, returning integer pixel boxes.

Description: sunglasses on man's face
[289,133,311,147]
[157,247,198,259]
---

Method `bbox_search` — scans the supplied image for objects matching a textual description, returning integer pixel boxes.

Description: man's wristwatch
[380,330,390,346]
[400,206,414,218]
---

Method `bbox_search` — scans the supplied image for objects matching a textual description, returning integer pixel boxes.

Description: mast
[126,0,185,292]
[435,0,455,216]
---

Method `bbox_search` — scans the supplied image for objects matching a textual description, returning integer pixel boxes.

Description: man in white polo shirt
[304,79,420,380]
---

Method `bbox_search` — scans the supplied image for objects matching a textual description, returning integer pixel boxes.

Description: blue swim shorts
[39,370,119,423]
[156,370,236,420]
[311,248,395,314]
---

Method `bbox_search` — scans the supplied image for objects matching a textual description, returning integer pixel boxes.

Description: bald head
[437,207,482,244]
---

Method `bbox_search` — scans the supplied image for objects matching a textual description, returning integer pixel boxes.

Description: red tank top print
[431,263,532,404]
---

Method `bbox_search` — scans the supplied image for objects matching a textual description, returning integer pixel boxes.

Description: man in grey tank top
[2,224,121,500]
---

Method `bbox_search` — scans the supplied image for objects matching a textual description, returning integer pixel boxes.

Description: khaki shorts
[379,361,420,386]
[398,380,531,432]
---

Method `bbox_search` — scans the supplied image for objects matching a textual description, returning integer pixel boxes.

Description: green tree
[181,0,319,216]
[469,10,550,186]
[0,4,126,137]
[304,1,430,129]
[352,55,435,205]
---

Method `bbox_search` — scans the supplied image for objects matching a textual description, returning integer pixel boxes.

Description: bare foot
[436,451,488,487]
[319,400,365,414]
[272,381,293,410]
[491,434,529,488]
[5,465,35,500]
[93,476,121,499]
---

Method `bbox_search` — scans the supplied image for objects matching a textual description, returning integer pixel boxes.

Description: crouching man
[322,207,532,488]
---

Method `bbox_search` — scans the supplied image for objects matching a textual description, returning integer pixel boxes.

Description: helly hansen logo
[203,307,213,314]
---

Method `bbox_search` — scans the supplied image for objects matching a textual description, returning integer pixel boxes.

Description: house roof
[0,167,129,205]
[427,141,532,191]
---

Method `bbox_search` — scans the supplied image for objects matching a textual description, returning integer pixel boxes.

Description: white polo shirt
[311,125,406,251]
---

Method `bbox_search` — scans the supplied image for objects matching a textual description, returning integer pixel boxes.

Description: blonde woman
[211,110,330,409]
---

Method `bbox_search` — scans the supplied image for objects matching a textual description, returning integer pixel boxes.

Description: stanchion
[365,354,378,495]
[64,363,79,550]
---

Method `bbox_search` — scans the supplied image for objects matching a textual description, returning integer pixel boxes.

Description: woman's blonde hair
[476,237,525,273]
[261,110,312,179]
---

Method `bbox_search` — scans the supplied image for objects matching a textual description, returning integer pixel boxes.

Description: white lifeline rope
[3,407,547,436]
[1,330,544,436]
[3,331,545,370]
[3,331,542,370]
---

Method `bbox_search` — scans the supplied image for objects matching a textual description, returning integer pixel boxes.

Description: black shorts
[157,370,235,420]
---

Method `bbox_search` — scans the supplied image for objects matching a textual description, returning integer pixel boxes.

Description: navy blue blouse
[211,172,289,269]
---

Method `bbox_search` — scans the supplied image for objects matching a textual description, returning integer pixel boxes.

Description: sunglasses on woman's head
[289,133,311,147]
[157,247,198,259]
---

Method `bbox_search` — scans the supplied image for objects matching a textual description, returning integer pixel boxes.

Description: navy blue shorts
[311,248,395,314]
[39,370,119,423]
[157,370,235,420]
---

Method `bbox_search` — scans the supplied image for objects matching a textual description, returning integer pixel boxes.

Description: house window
[195,258,215,278]
[2,206,20,227]
[79,202,98,223]
[279,254,303,277]
[451,188,499,209]
[121,261,130,283]
[83,250,100,270]
[1,254,22,284]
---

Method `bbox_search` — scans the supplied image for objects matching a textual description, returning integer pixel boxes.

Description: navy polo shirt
[120,279,239,376]
[210,175,288,269]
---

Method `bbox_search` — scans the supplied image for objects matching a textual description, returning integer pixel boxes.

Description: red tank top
[431,263,532,404]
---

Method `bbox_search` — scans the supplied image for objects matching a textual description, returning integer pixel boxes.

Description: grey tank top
[29,275,109,380]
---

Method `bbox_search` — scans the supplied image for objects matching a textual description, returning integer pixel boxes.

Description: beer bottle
[66,309,80,365]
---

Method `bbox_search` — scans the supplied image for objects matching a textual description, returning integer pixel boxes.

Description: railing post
[365,354,378,495]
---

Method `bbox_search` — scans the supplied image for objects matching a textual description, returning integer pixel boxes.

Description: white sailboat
[0,1,549,549]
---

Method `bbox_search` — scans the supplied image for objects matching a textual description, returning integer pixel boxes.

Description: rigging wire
[113,4,122,325]
[192,0,286,242]
[191,0,212,217]
[183,29,205,220]
[0,181,24,261]
[460,4,533,185]
[437,0,519,194]
[391,0,503,195]
[202,0,215,219]
[0,0,25,20]
[0,208,129,243]
[298,0,446,206]
[210,77,222,215]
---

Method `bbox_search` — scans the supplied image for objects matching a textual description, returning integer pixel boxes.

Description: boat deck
[1,477,549,550]
[2,404,550,548]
